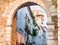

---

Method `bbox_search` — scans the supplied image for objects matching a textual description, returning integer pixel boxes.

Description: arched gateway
[3,0,50,45]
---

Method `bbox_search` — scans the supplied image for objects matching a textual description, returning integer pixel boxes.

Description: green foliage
[27,31,32,35]
[33,19,37,26]
[33,17,37,27]
[27,16,37,36]
[27,28,37,37]
[32,16,37,36]
[32,28,37,36]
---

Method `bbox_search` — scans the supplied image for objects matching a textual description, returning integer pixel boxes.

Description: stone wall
[58,0,60,45]
[0,0,57,45]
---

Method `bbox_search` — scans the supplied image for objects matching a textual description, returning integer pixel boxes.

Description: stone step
[47,29,54,32]
[47,17,52,23]
[47,35,54,40]
[47,1,53,6]
[49,5,57,13]
[47,29,57,40]
[47,40,58,45]
[46,3,53,8]
[47,16,55,24]
[47,28,57,31]
[51,13,57,16]
[47,24,55,29]
[47,31,54,36]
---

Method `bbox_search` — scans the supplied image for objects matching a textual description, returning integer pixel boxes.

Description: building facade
[0,0,57,45]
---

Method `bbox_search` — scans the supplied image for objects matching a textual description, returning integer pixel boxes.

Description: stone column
[58,0,60,45]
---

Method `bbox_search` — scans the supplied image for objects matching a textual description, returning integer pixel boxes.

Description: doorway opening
[13,2,47,45]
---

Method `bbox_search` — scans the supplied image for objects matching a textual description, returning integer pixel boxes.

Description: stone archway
[4,0,50,45]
